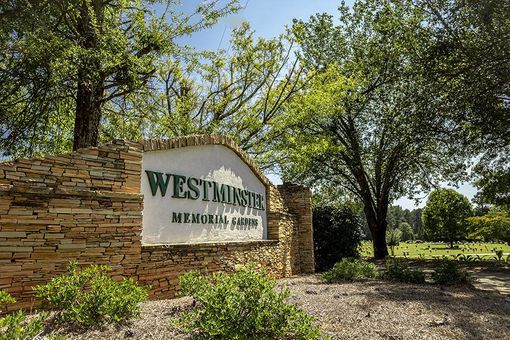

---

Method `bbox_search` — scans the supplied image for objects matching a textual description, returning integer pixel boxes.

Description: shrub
[381,259,426,284]
[431,261,471,285]
[34,262,148,326]
[0,290,47,340]
[176,264,322,340]
[321,258,378,283]
[0,291,15,307]
[313,205,363,272]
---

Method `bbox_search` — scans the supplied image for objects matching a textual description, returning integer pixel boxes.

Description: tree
[468,207,510,245]
[272,0,467,258]
[399,222,414,242]
[422,188,472,247]
[473,167,510,208]
[105,23,306,167]
[409,208,424,239]
[313,205,363,272]
[0,0,240,156]
[387,206,412,231]
[386,229,402,257]
[417,0,510,208]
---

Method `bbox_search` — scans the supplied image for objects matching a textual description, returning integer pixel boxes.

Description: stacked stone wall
[278,184,315,274]
[0,135,314,311]
[0,140,143,311]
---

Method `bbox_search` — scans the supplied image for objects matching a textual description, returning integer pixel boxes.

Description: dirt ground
[46,275,510,340]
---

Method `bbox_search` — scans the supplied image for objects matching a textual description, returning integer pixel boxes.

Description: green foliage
[0,291,15,308]
[431,261,471,285]
[422,188,472,247]
[386,229,402,257]
[417,0,510,208]
[0,0,240,155]
[34,262,147,326]
[0,0,301,166]
[321,258,378,283]
[474,167,510,208]
[468,208,510,244]
[313,204,363,271]
[399,222,415,242]
[0,311,48,340]
[123,22,306,169]
[381,259,425,284]
[273,0,468,259]
[0,290,47,340]
[177,265,322,340]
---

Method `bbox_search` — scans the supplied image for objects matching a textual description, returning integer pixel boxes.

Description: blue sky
[175,0,477,209]
[176,0,347,48]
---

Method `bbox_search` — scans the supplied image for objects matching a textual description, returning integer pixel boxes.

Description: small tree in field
[399,222,415,241]
[386,229,402,257]
[422,189,472,248]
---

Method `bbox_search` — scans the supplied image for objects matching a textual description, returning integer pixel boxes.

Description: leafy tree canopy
[417,0,510,208]
[422,188,472,247]
[398,222,415,242]
[271,0,468,258]
[467,206,510,244]
[104,22,306,168]
[0,0,240,156]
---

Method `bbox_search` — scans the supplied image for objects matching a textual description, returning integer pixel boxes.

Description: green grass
[360,241,510,260]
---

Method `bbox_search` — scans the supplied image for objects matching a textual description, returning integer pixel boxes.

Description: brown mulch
[45,275,510,340]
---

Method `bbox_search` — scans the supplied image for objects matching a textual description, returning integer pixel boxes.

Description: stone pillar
[277,183,315,274]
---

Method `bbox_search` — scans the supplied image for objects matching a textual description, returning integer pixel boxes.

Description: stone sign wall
[0,135,314,311]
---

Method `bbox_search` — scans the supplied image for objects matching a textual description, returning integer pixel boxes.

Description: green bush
[431,261,471,285]
[313,205,363,272]
[321,258,378,283]
[177,264,323,340]
[381,259,425,284]
[0,290,47,340]
[34,262,148,326]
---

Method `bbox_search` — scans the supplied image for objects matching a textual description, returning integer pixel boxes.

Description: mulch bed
[44,275,510,339]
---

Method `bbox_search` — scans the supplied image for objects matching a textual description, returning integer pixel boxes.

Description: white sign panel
[141,145,267,244]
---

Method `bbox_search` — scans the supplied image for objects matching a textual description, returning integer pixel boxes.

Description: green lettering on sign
[192,214,200,223]
[172,174,187,199]
[172,212,182,223]
[145,171,171,196]
[145,169,266,211]
[187,177,201,200]
[202,180,212,201]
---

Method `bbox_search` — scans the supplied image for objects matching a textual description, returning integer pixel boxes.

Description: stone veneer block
[0,135,314,311]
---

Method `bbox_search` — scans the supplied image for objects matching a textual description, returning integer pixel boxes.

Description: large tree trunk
[73,74,103,150]
[72,0,104,150]
[363,201,389,259]
[372,229,389,259]
[368,218,389,259]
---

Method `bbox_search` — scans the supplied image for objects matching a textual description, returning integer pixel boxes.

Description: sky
[177,0,346,48]
[175,0,478,210]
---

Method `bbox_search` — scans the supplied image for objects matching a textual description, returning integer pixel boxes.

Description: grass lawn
[360,241,510,260]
